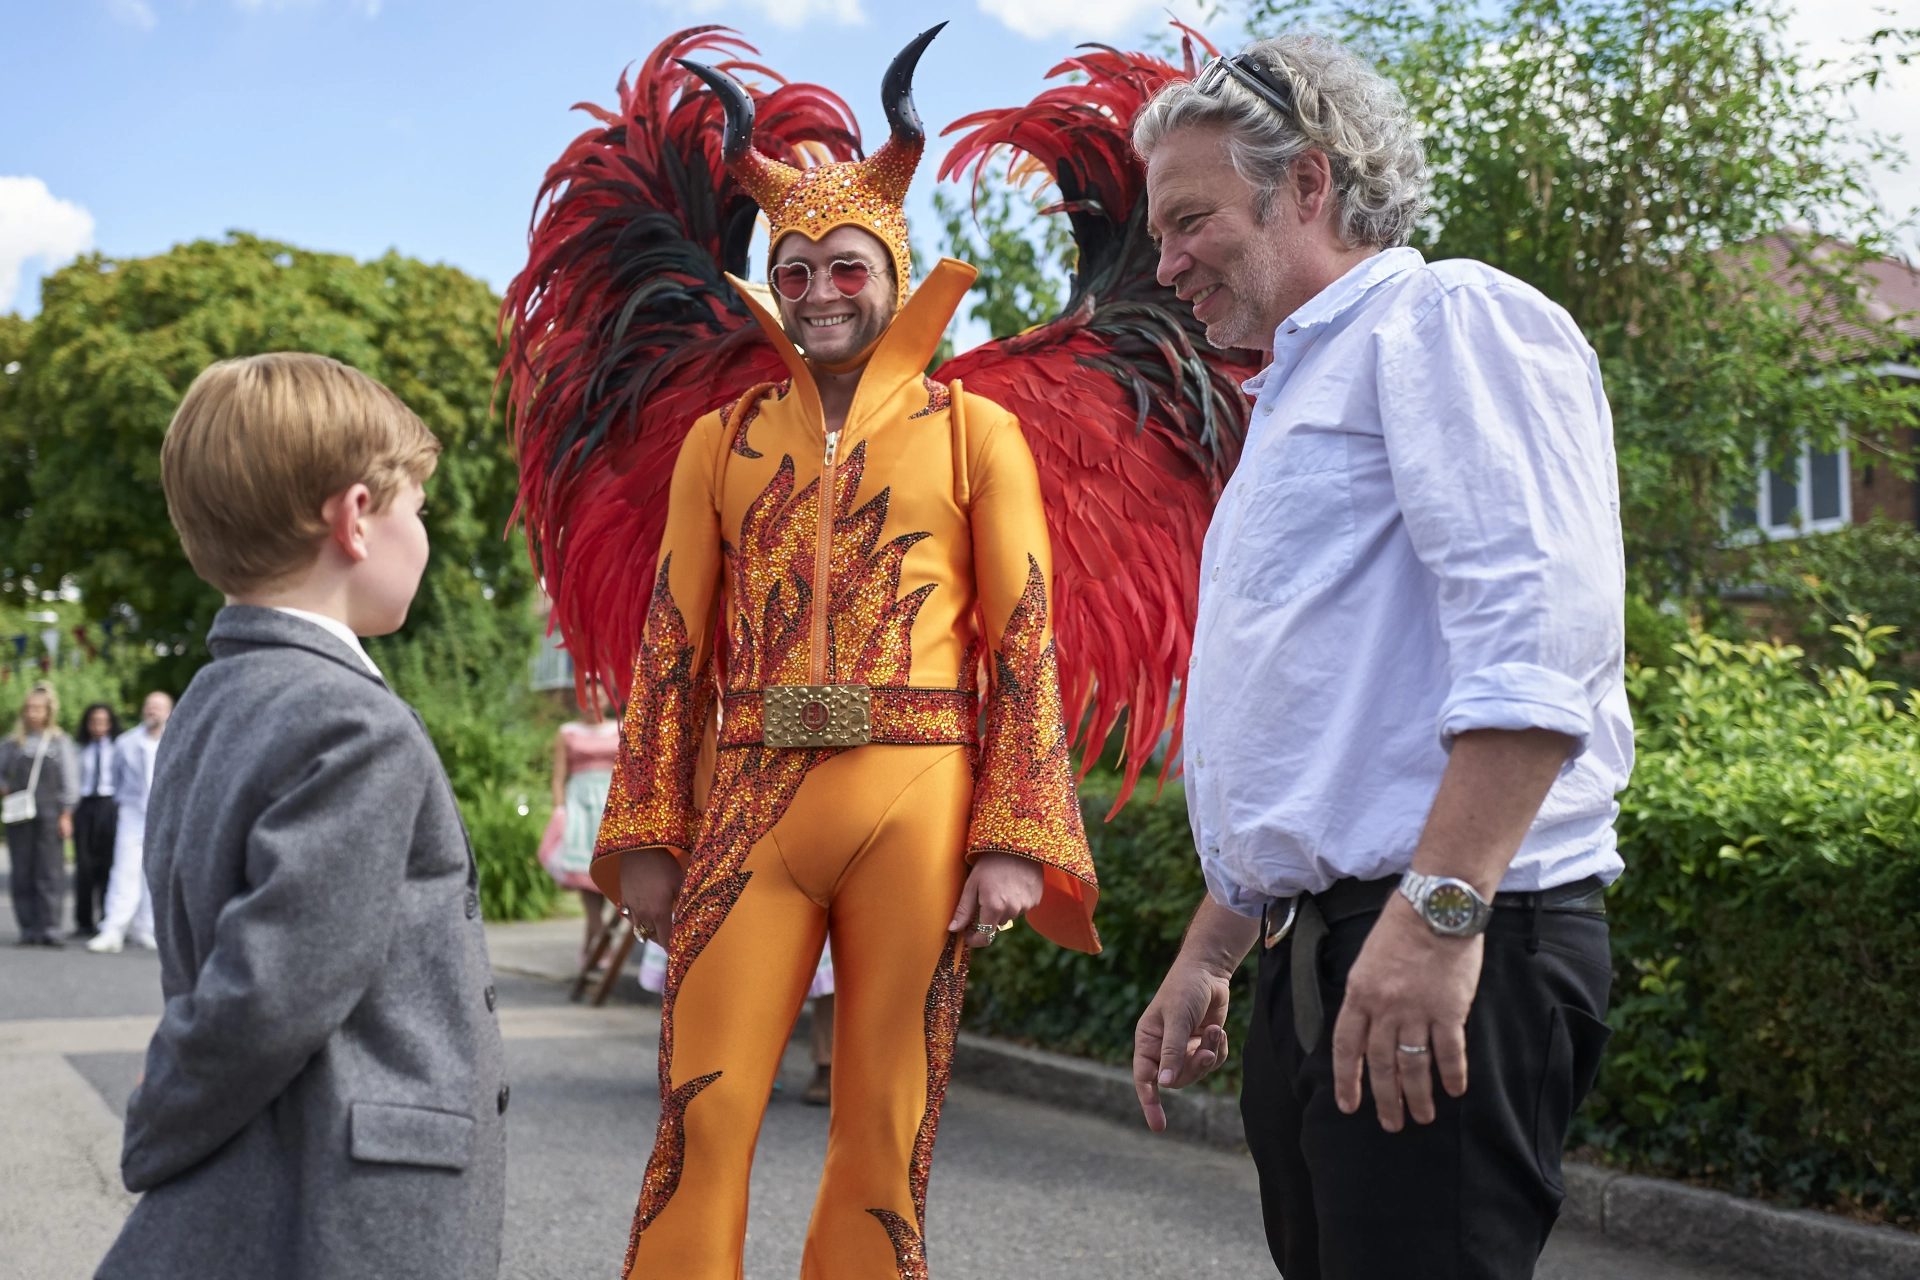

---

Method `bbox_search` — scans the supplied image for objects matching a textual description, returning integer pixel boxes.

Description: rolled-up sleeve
[1375,278,1623,759]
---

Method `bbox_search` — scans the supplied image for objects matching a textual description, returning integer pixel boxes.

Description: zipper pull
[824,430,840,466]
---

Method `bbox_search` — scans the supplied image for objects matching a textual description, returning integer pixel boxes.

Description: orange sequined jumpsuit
[592,258,1100,1279]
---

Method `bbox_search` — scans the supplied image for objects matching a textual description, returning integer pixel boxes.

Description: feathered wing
[500,26,861,703]
[934,32,1259,807]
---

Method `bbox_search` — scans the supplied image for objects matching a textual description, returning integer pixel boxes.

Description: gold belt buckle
[762,685,872,748]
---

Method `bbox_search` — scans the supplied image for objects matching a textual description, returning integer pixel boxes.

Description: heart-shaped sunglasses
[769,259,874,302]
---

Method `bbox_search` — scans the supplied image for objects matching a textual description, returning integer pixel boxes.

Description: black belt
[1264,875,1607,1054]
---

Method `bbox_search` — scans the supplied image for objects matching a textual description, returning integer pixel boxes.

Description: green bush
[462,782,556,924]
[370,596,561,922]
[1741,517,1920,676]
[1580,623,1920,1221]
[964,773,1257,1091]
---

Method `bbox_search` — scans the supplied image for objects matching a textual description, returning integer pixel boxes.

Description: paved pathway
[4,902,1757,1279]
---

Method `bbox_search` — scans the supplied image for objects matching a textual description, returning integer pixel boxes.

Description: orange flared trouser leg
[628,743,973,1280]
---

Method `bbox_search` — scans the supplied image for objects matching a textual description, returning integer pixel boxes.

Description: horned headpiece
[677,23,944,296]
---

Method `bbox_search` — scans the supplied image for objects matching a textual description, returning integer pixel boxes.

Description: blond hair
[161,353,441,595]
[11,682,63,744]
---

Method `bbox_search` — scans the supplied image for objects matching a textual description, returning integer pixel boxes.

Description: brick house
[1736,248,1920,538]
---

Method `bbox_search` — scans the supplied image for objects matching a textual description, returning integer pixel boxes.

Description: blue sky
[0,0,1226,331]
[3,0,1914,330]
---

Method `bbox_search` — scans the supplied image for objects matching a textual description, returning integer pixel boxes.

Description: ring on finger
[1396,1043,1431,1055]
[971,921,997,937]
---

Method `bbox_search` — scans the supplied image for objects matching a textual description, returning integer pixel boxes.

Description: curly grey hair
[1132,34,1428,249]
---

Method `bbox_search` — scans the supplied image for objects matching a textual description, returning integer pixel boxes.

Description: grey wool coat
[98,606,506,1280]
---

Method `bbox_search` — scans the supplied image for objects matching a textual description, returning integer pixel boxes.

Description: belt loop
[1290,895,1329,1055]
[1527,897,1543,955]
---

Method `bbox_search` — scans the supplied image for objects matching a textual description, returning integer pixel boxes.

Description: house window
[1746,443,1851,538]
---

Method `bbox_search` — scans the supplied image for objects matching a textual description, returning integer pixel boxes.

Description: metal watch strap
[1397,871,1494,937]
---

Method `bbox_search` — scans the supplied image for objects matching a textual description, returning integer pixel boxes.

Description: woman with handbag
[1,683,80,947]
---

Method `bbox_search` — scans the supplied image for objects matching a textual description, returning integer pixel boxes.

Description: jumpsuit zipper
[810,429,840,685]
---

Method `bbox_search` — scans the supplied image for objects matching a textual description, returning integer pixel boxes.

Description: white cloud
[674,0,866,31]
[1785,0,1920,255]
[976,0,1201,40]
[108,0,157,29]
[0,177,96,313]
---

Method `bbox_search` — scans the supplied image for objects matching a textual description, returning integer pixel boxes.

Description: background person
[88,690,172,954]
[1,682,80,947]
[71,702,122,938]
[1129,34,1631,1280]
[539,693,620,967]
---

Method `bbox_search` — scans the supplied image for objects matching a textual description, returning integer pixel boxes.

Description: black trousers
[7,811,65,940]
[71,795,118,932]
[1241,900,1613,1280]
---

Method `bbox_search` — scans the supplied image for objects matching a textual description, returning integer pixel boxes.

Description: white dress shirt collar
[271,607,384,679]
[1242,247,1426,398]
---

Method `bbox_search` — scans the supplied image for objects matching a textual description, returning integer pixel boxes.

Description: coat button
[465,890,479,919]
[497,1084,511,1115]
[484,984,497,1012]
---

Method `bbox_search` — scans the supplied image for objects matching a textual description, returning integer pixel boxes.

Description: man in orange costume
[589,29,1100,1279]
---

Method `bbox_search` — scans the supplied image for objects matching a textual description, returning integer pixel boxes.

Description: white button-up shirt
[1186,248,1633,916]
[111,725,162,817]
[79,736,115,797]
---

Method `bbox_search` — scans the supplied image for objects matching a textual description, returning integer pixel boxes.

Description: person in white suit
[89,690,173,953]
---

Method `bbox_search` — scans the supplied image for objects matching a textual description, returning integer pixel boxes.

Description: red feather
[499,27,861,705]
[935,30,1260,809]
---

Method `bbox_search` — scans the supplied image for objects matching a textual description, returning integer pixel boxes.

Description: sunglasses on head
[1194,53,1296,121]
[769,258,874,302]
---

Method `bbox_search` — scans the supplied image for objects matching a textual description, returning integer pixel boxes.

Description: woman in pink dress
[538,706,621,965]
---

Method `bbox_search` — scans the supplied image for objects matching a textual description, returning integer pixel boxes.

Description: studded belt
[719,687,978,750]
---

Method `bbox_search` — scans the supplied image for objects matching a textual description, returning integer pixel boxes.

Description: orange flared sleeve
[961,391,1101,954]
[591,411,727,903]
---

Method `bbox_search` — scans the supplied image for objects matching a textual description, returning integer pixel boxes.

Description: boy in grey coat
[99,352,506,1280]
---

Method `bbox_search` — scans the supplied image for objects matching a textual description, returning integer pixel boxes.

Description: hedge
[1579,625,1920,1222]
[967,623,1920,1222]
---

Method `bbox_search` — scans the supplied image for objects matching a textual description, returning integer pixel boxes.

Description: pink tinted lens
[829,260,871,297]
[770,263,812,301]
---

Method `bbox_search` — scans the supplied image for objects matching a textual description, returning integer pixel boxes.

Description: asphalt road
[3,896,1759,1279]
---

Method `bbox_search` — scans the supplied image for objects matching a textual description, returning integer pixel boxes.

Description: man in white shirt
[1128,34,1631,1280]
[89,691,174,953]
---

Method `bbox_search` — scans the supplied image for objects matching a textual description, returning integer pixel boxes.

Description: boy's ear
[322,483,375,564]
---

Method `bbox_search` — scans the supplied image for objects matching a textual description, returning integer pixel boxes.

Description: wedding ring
[1396,1043,1431,1055]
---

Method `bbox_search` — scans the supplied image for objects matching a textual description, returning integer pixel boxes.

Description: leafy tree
[934,162,1077,341]
[0,232,531,692]
[1234,0,1920,600]
[0,232,557,917]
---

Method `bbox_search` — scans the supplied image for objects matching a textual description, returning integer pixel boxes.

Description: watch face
[1426,882,1478,932]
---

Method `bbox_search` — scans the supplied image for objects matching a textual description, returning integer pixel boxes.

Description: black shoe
[69,928,97,940]
[37,932,66,949]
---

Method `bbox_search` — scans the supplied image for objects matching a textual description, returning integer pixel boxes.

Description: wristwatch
[1398,872,1494,937]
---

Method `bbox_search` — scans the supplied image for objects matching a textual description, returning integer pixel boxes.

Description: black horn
[676,58,756,163]
[881,22,946,144]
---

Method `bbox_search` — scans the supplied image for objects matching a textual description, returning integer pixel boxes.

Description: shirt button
[497,1084,511,1115]
[1210,566,1220,582]
[484,984,497,1012]
[465,890,479,919]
